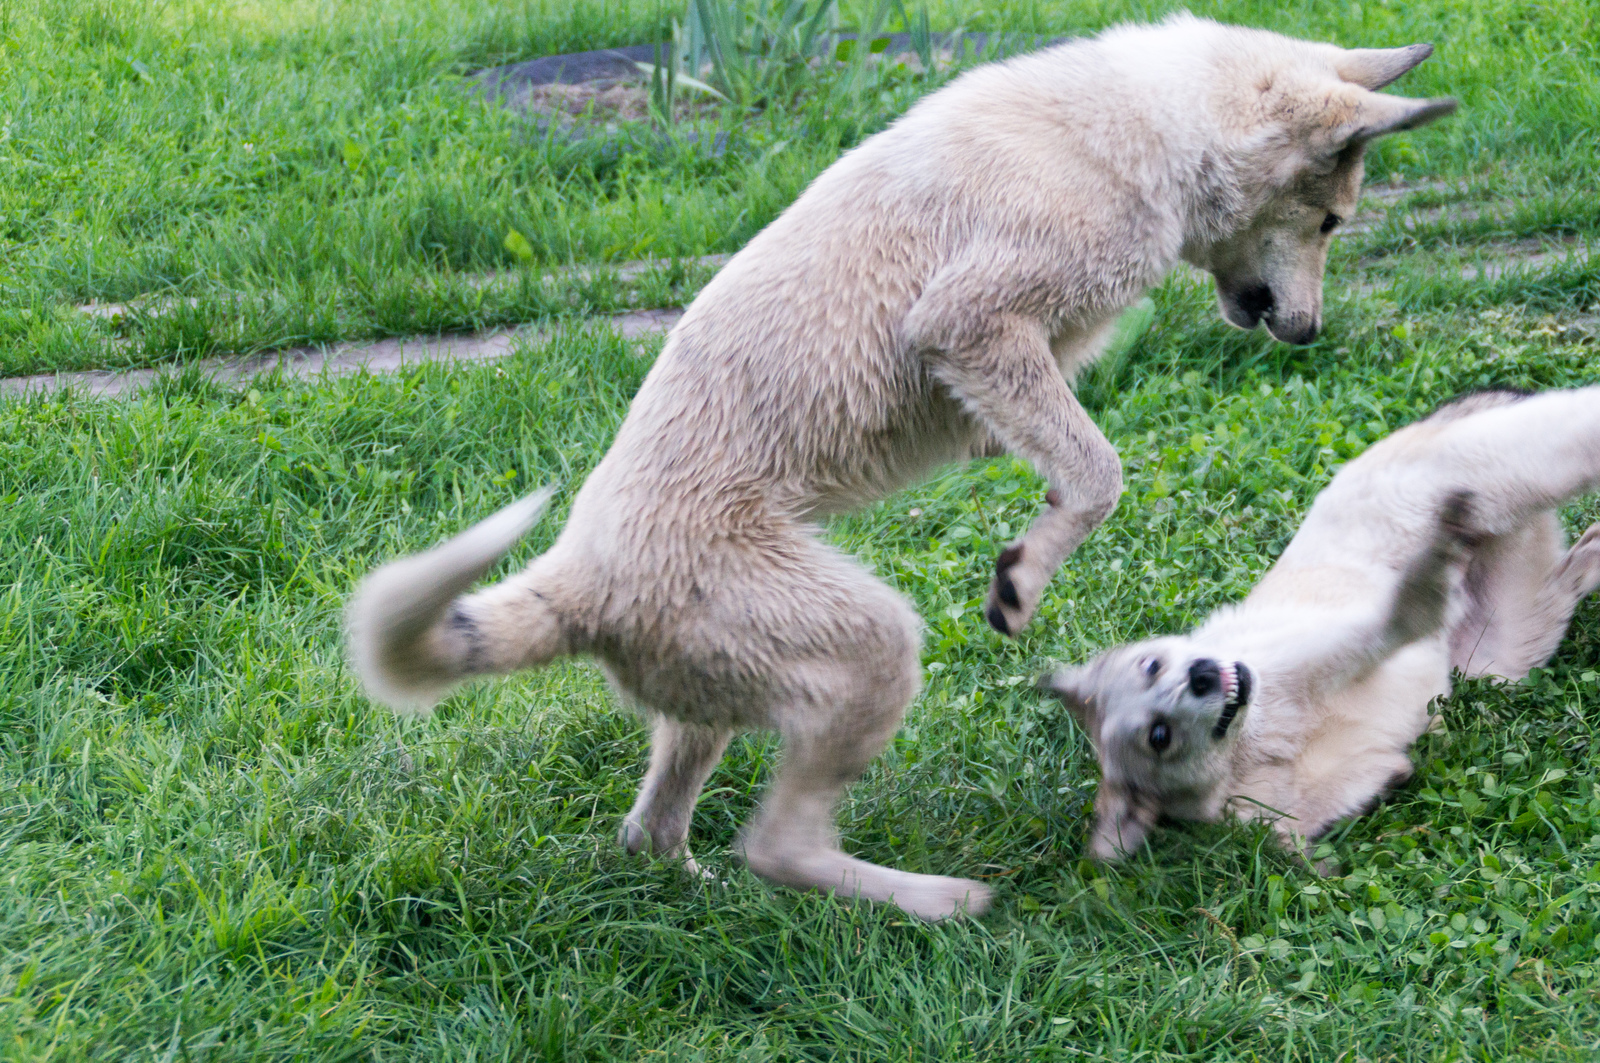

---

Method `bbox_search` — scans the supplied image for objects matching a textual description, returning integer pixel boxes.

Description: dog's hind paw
[891,876,995,921]
[1553,521,1600,600]
[619,815,650,856]
[679,852,729,886]
[622,818,727,884]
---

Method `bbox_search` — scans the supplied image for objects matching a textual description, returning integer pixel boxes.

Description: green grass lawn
[3,0,1600,1059]
[2,0,1598,376]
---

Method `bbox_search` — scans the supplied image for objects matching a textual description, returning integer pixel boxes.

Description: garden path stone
[29,231,1595,401]
[1,307,684,400]
[75,254,731,322]
[1453,237,1592,281]
[35,188,1595,400]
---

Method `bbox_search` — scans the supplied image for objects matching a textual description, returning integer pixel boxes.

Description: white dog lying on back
[1044,388,1600,859]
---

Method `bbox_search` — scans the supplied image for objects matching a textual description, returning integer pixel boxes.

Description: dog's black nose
[1236,284,1275,323]
[1188,659,1221,697]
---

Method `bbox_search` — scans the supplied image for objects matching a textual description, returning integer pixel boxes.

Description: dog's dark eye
[1320,213,1342,234]
[1148,722,1171,752]
[1143,658,1162,678]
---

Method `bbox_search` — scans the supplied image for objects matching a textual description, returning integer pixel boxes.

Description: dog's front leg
[1296,492,1478,690]
[912,308,1122,636]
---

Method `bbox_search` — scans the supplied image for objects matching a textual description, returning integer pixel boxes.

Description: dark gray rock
[469,32,1070,107]
[474,45,660,104]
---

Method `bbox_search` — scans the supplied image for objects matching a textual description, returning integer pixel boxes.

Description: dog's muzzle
[1219,285,1321,345]
[1211,661,1252,739]
[1234,284,1275,326]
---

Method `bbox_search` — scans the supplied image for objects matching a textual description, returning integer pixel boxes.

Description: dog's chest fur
[1214,638,1448,832]
[1184,500,1462,837]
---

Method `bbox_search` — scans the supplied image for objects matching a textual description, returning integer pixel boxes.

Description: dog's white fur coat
[1047,388,1600,860]
[349,17,1452,918]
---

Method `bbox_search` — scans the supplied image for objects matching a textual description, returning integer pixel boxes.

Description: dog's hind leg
[1551,520,1600,603]
[739,685,993,920]
[723,544,991,919]
[619,717,733,877]
[1290,492,1478,690]
[1431,385,1600,534]
[1454,518,1600,680]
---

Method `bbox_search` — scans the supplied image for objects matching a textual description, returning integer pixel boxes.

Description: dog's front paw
[986,543,1044,636]
[1569,521,1600,568]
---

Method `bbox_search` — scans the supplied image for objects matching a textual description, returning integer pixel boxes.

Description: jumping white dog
[348,17,1454,918]
[1044,388,1600,860]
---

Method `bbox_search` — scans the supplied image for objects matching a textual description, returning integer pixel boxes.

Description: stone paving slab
[23,186,1597,404]
[74,255,731,324]
[2,308,684,400]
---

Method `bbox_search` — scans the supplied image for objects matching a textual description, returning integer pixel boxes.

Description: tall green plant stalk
[645,0,932,123]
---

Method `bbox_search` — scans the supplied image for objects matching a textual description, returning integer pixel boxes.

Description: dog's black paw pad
[986,605,1011,635]
[996,576,1020,609]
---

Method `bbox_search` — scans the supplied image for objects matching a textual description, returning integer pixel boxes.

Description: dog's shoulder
[1336,387,1534,473]
[1420,387,1534,427]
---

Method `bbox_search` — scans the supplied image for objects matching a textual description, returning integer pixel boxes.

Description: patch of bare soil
[523,78,724,127]
[526,80,654,122]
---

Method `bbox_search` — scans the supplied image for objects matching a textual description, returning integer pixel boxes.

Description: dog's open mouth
[1211,661,1253,739]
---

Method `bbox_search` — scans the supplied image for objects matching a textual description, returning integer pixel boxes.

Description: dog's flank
[1046,387,1600,860]
[349,17,1452,919]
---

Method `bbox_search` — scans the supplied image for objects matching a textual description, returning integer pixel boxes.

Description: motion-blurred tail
[347,487,563,715]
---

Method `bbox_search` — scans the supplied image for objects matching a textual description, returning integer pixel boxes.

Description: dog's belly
[586,580,917,730]
[605,335,1004,521]
[595,651,774,730]
[801,403,1004,516]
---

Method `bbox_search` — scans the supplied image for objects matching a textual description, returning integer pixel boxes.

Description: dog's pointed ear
[1039,667,1102,742]
[1346,92,1458,141]
[1335,43,1434,91]
[1087,781,1157,860]
[1306,91,1456,160]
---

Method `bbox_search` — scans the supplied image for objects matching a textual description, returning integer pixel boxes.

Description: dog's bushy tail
[347,487,565,716]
